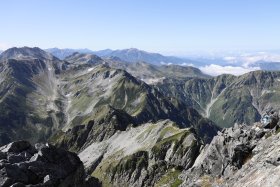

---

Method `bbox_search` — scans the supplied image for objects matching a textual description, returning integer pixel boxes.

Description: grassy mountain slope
[0,47,218,146]
[66,53,209,85]
[51,120,204,187]
[0,47,67,144]
[156,71,280,127]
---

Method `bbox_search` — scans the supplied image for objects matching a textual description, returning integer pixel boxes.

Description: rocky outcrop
[180,111,280,187]
[50,106,136,152]
[51,107,218,153]
[106,130,202,187]
[0,140,100,187]
[74,120,203,187]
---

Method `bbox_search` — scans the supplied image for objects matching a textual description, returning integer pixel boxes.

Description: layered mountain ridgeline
[45,48,97,60]
[64,52,104,66]
[156,71,280,128]
[2,46,280,187]
[47,47,197,66]
[100,48,198,66]
[58,63,216,131]
[252,60,280,71]
[106,60,210,83]
[64,53,209,84]
[0,47,220,186]
[0,47,217,146]
[49,49,280,129]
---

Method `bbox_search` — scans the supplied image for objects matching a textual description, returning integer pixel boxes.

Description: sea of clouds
[197,52,280,76]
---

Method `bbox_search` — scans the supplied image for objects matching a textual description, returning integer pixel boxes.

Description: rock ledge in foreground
[0,140,100,187]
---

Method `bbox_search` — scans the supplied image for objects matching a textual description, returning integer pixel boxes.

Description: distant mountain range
[46,48,280,75]
[46,47,198,66]
[65,52,210,82]
[45,48,95,59]
[251,60,280,71]
[101,48,197,65]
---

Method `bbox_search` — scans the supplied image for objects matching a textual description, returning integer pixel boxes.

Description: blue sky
[0,0,280,55]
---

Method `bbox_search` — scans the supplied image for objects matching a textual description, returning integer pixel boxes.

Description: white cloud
[223,53,280,68]
[200,64,260,76]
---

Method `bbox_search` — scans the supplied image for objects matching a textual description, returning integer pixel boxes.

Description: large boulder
[0,140,100,187]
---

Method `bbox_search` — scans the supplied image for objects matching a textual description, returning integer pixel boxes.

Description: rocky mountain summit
[49,111,280,187]
[0,140,100,187]
[50,110,280,187]
[180,111,280,186]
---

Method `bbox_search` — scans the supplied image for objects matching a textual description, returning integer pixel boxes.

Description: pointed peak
[0,47,55,61]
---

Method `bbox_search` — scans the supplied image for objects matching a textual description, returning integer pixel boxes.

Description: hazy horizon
[1,45,280,58]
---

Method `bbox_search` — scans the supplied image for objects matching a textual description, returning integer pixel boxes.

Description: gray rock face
[103,128,201,187]
[226,129,280,187]
[0,140,100,187]
[180,112,280,187]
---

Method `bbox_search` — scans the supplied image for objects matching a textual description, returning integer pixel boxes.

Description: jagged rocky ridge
[52,110,280,187]
[71,120,203,187]
[0,47,219,186]
[65,52,280,128]
[64,52,209,82]
[180,111,280,186]
[0,140,100,187]
[1,47,280,187]
[0,47,218,146]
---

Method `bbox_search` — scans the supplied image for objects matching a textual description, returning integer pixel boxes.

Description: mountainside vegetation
[0,47,216,146]
[1,47,280,187]
[156,71,280,127]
